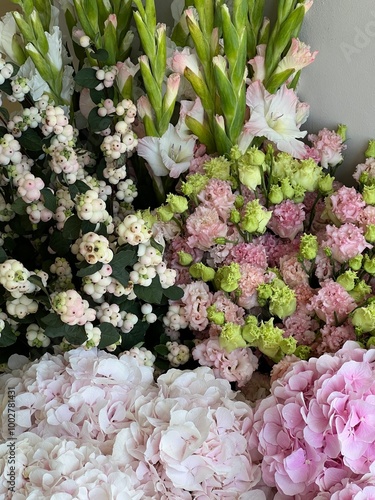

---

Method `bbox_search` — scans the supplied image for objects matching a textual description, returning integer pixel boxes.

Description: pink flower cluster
[250,342,375,499]
[305,128,346,168]
[0,348,267,499]
[268,200,305,240]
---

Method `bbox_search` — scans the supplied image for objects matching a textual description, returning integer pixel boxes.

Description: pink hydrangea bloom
[225,242,268,269]
[237,263,267,309]
[306,280,356,325]
[306,128,346,168]
[186,205,228,251]
[180,281,212,331]
[328,186,365,224]
[197,178,236,221]
[192,337,258,387]
[322,223,372,263]
[268,200,305,240]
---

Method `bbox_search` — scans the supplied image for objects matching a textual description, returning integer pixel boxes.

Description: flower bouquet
[1,0,375,497]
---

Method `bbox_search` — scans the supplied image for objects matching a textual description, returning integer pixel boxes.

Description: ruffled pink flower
[208,226,243,265]
[353,157,375,182]
[164,235,204,285]
[306,280,356,325]
[328,186,365,224]
[322,223,372,263]
[192,337,258,387]
[268,200,306,240]
[306,128,346,168]
[279,254,309,288]
[225,242,268,269]
[294,283,317,312]
[283,310,319,345]
[358,205,375,230]
[315,322,356,355]
[186,205,228,250]
[237,263,266,309]
[211,291,245,325]
[180,281,212,331]
[254,233,301,267]
[314,250,334,281]
[197,178,236,220]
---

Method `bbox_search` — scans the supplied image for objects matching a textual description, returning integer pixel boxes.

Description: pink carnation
[186,205,228,250]
[314,250,334,281]
[225,242,268,269]
[279,254,309,288]
[188,152,211,174]
[164,235,204,285]
[283,310,319,345]
[192,337,258,387]
[322,223,372,263]
[237,263,266,309]
[353,157,375,182]
[328,186,365,224]
[315,322,356,355]
[358,205,375,229]
[253,233,300,267]
[211,291,245,325]
[306,280,356,325]
[307,128,346,168]
[180,281,212,331]
[197,178,236,220]
[268,200,305,240]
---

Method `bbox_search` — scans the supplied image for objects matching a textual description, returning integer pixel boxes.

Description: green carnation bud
[359,171,370,186]
[189,262,215,281]
[318,174,334,195]
[268,184,284,205]
[349,280,372,303]
[365,224,375,243]
[177,251,193,266]
[156,205,174,222]
[336,124,347,142]
[351,304,375,333]
[363,255,375,275]
[219,322,247,352]
[272,153,298,180]
[230,145,242,161]
[324,247,332,258]
[214,263,241,292]
[280,336,297,355]
[244,146,266,166]
[207,305,225,325]
[294,345,311,360]
[138,209,157,228]
[367,336,375,348]
[203,156,231,180]
[292,159,322,192]
[257,282,274,306]
[238,163,262,190]
[214,237,228,245]
[240,199,272,235]
[269,286,297,319]
[299,234,318,260]
[292,184,306,203]
[280,178,294,199]
[362,185,375,205]
[349,254,363,270]
[365,139,375,158]
[181,174,209,198]
[336,270,357,291]
[242,316,260,343]
[166,194,188,213]
[257,318,284,361]
[234,195,244,208]
[230,209,241,223]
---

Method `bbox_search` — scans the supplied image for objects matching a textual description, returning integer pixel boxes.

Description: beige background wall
[0,1,373,183]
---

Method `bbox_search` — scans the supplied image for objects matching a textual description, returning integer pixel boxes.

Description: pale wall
[1,1,373,183]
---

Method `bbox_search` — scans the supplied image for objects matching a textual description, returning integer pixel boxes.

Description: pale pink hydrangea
[225,242,268,269]
[192,337,258,387]
[322,223,372,263]
[180,281,213,331]
[306,279,356,325]
[237,263,266,309]
[197,178,236,220]
[279,254,309,288]
[306,128,346,168]
[268,200,305,240]
[186,205,228,251]
[327,186,365,224]
[315,322,356,355]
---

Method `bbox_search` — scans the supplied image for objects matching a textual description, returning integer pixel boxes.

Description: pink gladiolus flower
[248,44,266,82]
[275,38,318,76]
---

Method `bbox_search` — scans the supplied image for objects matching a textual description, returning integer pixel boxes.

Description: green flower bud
[257,282,274,306]
[257,318,284,361]
[337,124,347,142]
[243,146,266,166]
[230,145,242,161]
[268,184,284,205]
[177,251,193,266]
[359,171,370,186]
[269,286,297,319]
[318,174,334,195]
[238,163,262,190]
[189,262,215,282]
[219,322,247,352]
[272,153,297,180]
[362,185,375,205]
[299,234,318,260]
[156,205,174,222]
[280,178,294,199]
[181,174,209,198]
[294,345,311,360]
[207,305,225,325]
[365,225,375,243]
[351,304,375,333]
[214,263,241,292]
[292,184,306,203]
[214,237,228,245]
[166,194,188,213]
[242,316,260,343]
[367,336,375,348]
[234,195,244,208]
[349,280,372,303]
[336,270,357,291]
[240,199,272,235]
[291,159,322,192]
[229,209,241,224]
[280,336,297,355]
[203,156,231,180]
[349,255,363,271]
[363,255,375,275]
[365,139,375,158]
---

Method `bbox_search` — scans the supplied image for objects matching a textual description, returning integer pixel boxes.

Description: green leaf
[120,319,148,350]
[134,275,163,304]
[62,215,82,240]
[150,237,164,254]
[49,230,71,256]
[28,275,49,297]
[40,188,57,212]
[98,322,121,348]
[91,48,109,62]
[88,107,112,132]
[11,197,28,215]
[0,107,10,122]
[0,322,17,347]
[64,325,87,345]
[163,285,184,301]
[76,261,103,277]
[0,246,7,264]
[74,67,99,89]
[154,344,169,356]
[41,312,63,327]
[18,128,43,151]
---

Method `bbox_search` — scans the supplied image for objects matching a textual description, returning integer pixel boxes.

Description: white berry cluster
[0,55,13,85]
[95,65,118,89]
[47,144,80,183]
[117,214,153,246]
[9,77,30,102]
[166,341,190,367]
[96,302,123,327]
[122,346,156,366]
[84,175,112,201]
[82,322,102,349]
[103,162,127,185]
[82,265,112,302]
[0,134,22,166]
[115,179,138,203]
[5,155,33,184]
[0,259,34,298]
[41,105,74,143]
[141,303,157,324]
[17,172,45,203]
[51,289,96,326]
[26,323,50,348]
[26,200,53,224]
[75,189,112,225]
[49,257,74,291]
[6,295,38,319]
[163,304,189,331]
[54,188,75,230]
[79,232,113,264]
[155,262,177,289]
[7,107,42,137]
